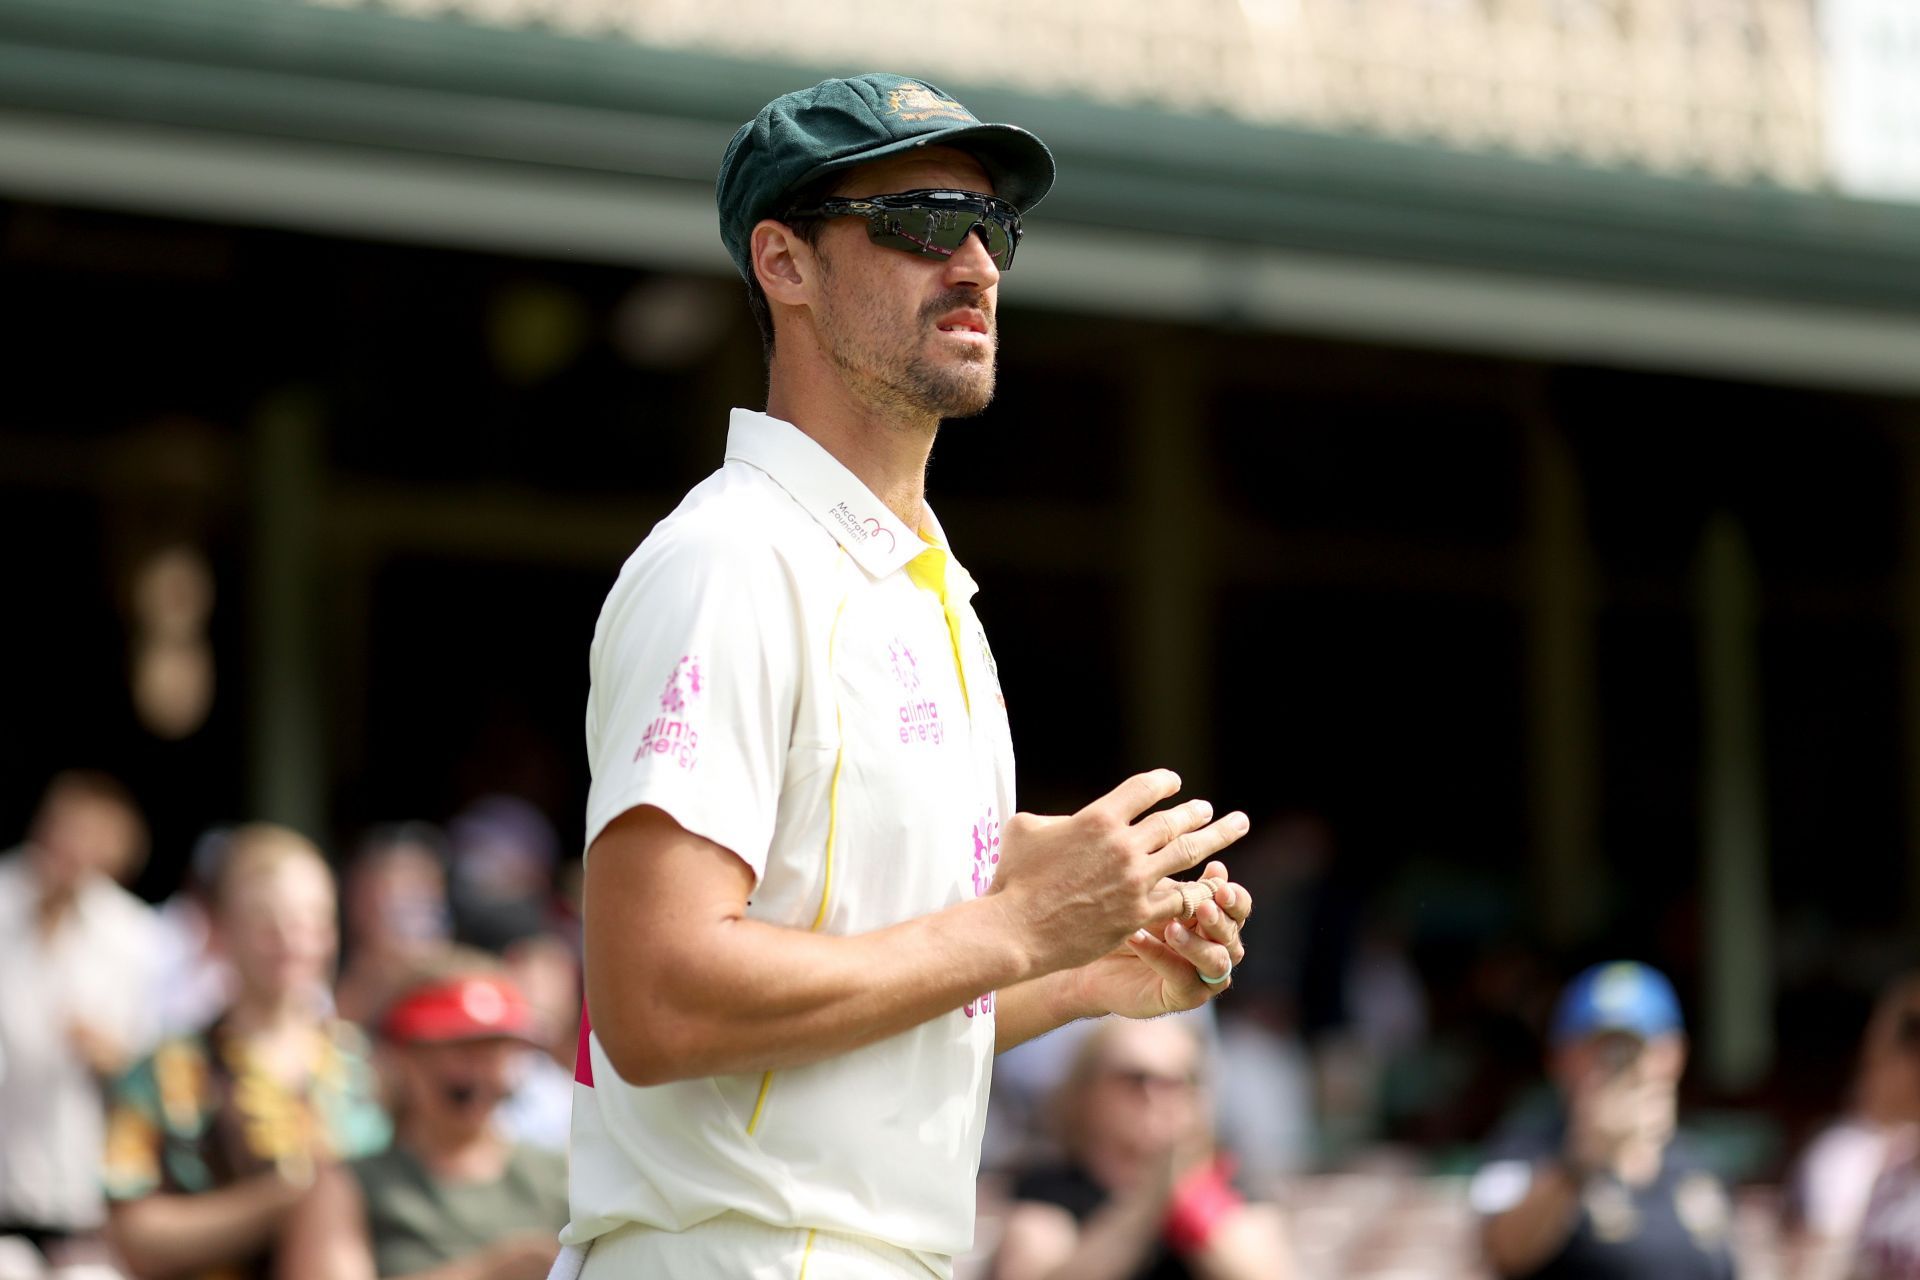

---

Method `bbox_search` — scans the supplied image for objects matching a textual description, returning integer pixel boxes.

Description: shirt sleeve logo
[636,654,702,771]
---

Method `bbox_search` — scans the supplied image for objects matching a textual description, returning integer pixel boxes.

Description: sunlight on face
[220,856,338,1004]
[807,148,1002,423]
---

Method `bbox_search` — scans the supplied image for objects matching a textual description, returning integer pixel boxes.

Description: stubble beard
[820,281,998,425]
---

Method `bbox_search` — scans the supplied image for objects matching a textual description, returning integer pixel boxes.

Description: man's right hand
[990,769,1249,976]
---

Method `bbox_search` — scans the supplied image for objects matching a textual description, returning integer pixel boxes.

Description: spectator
[1836,976,1920,1279]
[335,825,454,1029]
[493,932,578,1154]
[444,798,555,955]
[1471,960,1737,1280]
[0,772,161,1274]
[1784,972,1920,1280]
[993,1018,1291,1280]
[279,955,567,1280]
[149,828,237,1038]
[101,824,389,1280]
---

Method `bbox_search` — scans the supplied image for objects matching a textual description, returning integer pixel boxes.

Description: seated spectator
[102,824,389,1280]
[493,932,579,1155]
[335,825,454,1029]
[1470,960,1736,1280]
[993,1018,1290,1280]
[0,772,160,1274]
[279,955,567,1280]
[1784,972,1920,1280]
[1837,977,1920,1279]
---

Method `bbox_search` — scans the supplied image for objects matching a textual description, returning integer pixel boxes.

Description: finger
[1192,898,1245,968]
[1164,918,1234,986]
[1199,861,1252,924]
[1148,811,1250,878]
[1134,798,1214,855]
[1144,875,1227,924]
[1084,769,1182,825]
[1123,930,1205,1009]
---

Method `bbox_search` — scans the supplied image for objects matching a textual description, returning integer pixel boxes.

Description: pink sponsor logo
[969,807,1001,898]
[964,807,1001,1019]
[826,501,897,554]
[635,654,702,771]
[891,636,944,745]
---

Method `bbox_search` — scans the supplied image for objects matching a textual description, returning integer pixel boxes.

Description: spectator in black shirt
[1470,961,1737,1280]
[992,1017,1289,1280]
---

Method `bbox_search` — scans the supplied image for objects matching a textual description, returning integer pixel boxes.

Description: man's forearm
[995,968,1099,1055]
[1481,1164,1582,1277]
[111,1175,305,1279]
[593,889,1040,1085]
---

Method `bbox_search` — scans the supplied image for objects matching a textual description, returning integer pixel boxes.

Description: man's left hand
[1069,860,1251,1019]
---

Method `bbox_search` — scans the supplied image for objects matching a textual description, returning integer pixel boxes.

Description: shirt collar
[725,408,967,587]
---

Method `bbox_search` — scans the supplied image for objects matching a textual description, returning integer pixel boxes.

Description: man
[279,957,568,1280]
[562,74,1255,1279]
[1471,961,1737,1280]
[1837,978,1920,1279]
[0,771,160,1272]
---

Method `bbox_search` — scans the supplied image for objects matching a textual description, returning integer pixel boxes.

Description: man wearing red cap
[564,73,1256,1278]
[282,961,568,1280]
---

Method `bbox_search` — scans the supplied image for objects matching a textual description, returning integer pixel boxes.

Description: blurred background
[5,0,1920,1276]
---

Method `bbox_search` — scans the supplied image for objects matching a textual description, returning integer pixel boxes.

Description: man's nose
[943,225,1000,291]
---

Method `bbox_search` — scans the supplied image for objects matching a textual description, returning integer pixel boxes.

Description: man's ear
[751,219,813,308]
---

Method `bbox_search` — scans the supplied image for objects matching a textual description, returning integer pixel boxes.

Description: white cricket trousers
[557,1215,950,1279]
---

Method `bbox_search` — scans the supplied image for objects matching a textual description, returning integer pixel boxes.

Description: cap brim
[793,122,1056,214]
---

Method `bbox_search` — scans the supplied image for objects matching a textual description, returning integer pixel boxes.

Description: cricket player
[561,74,1255,1279]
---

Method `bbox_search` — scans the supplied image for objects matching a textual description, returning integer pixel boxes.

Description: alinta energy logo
[890,636,943,745]
[636,654,702,770]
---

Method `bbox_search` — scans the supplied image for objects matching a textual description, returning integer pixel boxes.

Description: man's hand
[1065,860,1252,1020]
[991,770,1249,978]
[68,1018,129,1079]
[1565,1041,1674,1179]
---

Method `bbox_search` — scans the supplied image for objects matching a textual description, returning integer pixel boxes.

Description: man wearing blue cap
[1471,961,1738,1279]
[558,75,1256,1278]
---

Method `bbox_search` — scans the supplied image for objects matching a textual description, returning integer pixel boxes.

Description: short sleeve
[583,524,802,883]
[1469,1158,1537,1216]
[100,1057,167,1201]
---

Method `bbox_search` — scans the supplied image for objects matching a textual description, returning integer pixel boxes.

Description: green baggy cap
[717,73,1056,284]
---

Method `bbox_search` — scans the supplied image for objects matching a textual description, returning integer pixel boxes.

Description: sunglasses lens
[870,208,1016,269]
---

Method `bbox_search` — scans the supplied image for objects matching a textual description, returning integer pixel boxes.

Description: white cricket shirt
[565,409,1017,1267]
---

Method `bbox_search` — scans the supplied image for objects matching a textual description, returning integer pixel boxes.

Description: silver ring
[1198,963,1232,987]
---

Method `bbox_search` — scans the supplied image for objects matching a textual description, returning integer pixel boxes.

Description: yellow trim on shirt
[797,1228,819,1279]
[906,534,970,716]
[747,582,853,1139]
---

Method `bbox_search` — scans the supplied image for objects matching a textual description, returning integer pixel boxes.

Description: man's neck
[765,363,936,531]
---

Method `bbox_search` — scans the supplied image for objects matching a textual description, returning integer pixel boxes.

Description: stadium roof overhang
[5,0,1920,393]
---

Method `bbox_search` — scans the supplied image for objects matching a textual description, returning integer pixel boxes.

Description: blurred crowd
[7,771,1920,1279]
[1,772,578,1280]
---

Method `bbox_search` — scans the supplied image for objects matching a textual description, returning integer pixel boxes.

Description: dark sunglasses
[782,189,1023,271]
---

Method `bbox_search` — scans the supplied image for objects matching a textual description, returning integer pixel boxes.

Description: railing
[321,0,1839,191]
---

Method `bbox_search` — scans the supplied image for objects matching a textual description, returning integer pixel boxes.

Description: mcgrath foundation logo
[826,501,897,554]
[637,654,702,770]
[886,83,975,125]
